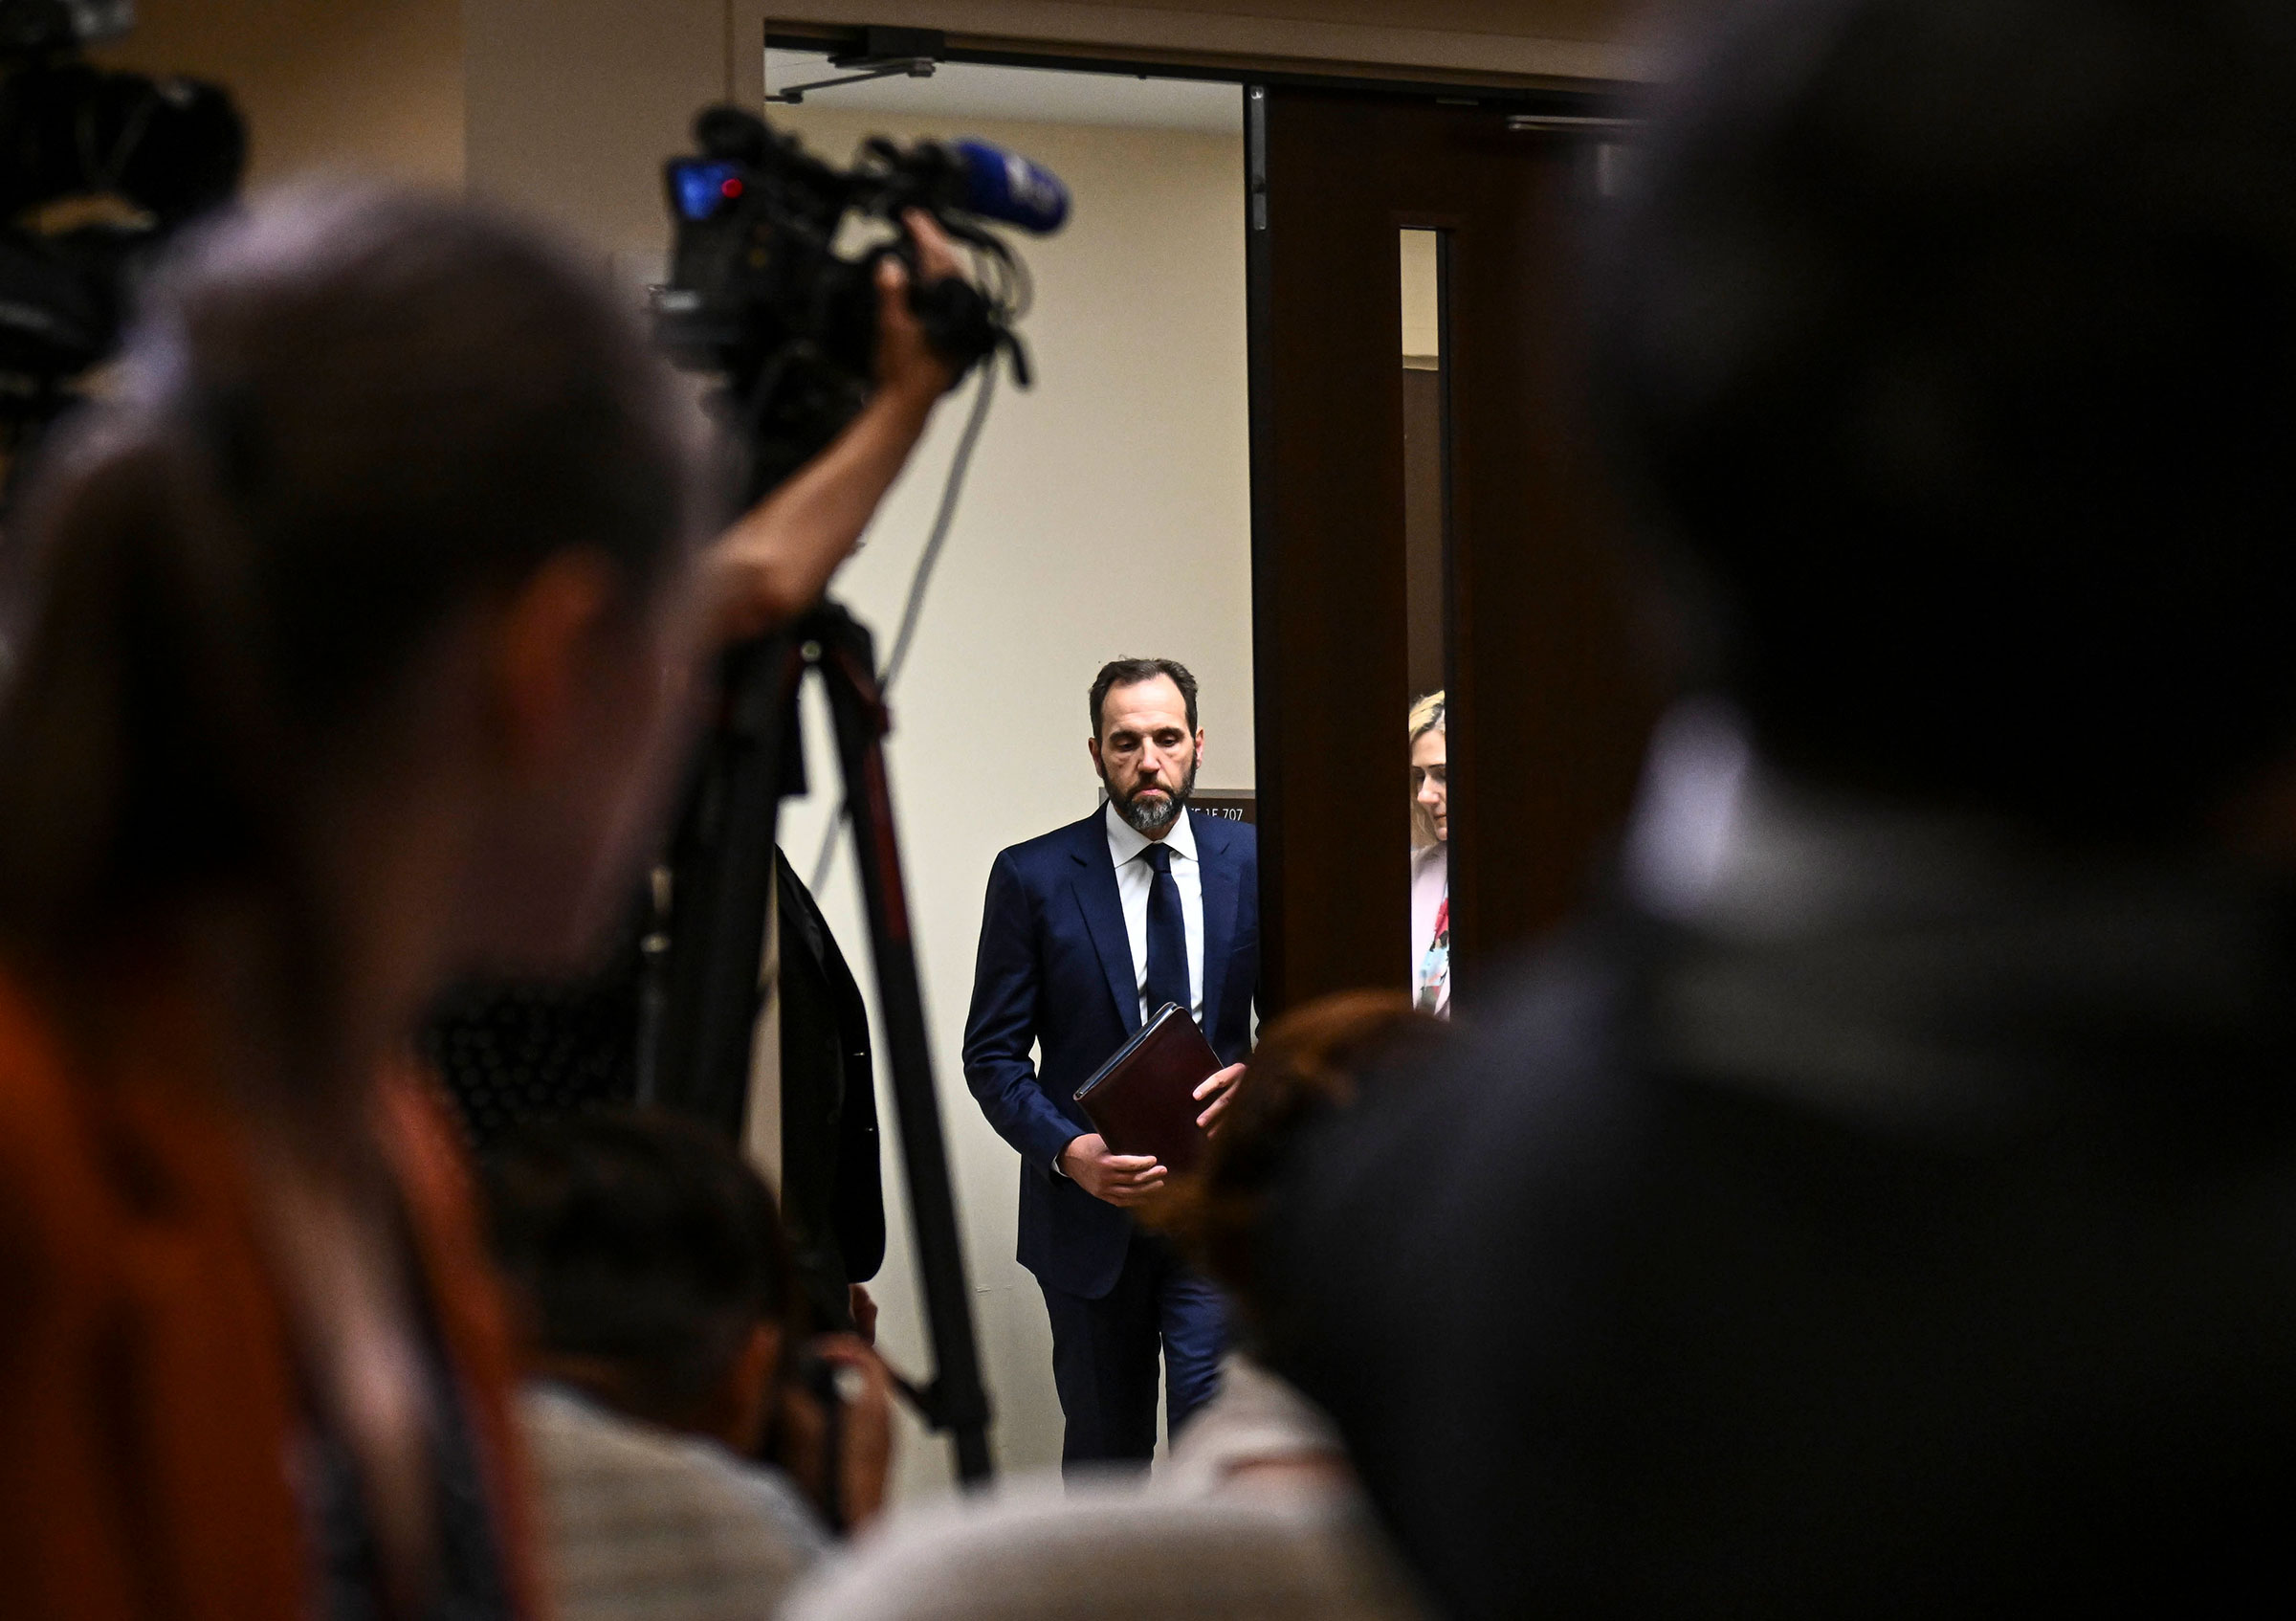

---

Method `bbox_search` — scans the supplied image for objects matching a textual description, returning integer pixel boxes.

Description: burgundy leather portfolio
[1072,1002,1223,1175]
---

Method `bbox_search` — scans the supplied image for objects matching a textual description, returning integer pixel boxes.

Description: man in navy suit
[962,657,1254,1469]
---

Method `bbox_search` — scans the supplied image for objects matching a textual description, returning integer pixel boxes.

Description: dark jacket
[772,854,884,1328]
[962,809,1258,1299]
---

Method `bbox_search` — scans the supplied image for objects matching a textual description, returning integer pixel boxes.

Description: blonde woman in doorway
[1409,692,1449,1017]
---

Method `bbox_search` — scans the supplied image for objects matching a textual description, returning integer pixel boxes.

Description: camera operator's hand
[773,1334,895,1533]
[875,210,965,406]
[702,210,970,646]
[1059,1133,1168,1207]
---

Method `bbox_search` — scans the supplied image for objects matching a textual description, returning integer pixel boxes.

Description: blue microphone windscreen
[952,139,1071,233]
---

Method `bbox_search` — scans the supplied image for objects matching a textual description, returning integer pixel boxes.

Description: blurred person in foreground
[782,994,1433,1621]
[1143,990,1442,1500]
[0,185,960,1619]
[1261,1,2296,1614]
[1406,694,1448,1016]
[486,1111,890,1621]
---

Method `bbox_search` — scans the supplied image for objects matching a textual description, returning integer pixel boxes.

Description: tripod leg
[648,603,995,1484]
[816,621,996,1486]
[651,633,807,1138]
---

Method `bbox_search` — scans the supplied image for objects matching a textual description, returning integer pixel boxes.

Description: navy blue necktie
[1141,842,1190,1023]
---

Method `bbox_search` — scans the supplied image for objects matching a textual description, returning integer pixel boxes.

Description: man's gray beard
[1111,759,1197,834]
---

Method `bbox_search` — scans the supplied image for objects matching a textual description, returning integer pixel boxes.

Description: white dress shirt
[1104,801,1204,1028]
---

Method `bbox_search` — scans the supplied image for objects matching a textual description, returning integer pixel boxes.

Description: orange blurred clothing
[0,965,541,1621]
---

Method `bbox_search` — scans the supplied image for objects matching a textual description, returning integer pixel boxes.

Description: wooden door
[1247,85,1660,1016]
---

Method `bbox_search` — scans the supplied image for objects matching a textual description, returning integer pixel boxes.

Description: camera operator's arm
[704,211,965,644]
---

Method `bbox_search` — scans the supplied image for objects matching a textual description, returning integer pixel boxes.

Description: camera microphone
[944,139,1070,234]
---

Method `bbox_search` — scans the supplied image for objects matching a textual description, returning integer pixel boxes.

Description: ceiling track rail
[763,22,1631,112]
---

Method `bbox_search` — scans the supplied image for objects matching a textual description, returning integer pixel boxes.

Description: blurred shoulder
[786,1474,1424,1621]
[1258,913,1650,1323]
[521,1385,827,1613]
[1365,915,1648,1179]
[0,966,108,1277]
[0,966,78,1149]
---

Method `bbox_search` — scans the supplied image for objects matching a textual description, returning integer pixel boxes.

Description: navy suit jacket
[962,809,1258,1299]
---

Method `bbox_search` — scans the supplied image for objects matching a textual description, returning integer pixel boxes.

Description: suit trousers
[1038,1230,1227,1471]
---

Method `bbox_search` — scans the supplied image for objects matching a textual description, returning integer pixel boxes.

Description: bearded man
[961,656,1255,1470]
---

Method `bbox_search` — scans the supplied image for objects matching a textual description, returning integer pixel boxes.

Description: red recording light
[721,177,743,199]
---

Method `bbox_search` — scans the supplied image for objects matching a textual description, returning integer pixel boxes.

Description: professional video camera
[651,104,1066,500]
[0,0,244,440]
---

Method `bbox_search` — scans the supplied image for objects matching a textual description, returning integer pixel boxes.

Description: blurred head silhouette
[1146,989,1444,1341]
[0,186,714,1059]
[0,184,718,1611]
[1596,0,2296,838]
[486,1109,798,1451]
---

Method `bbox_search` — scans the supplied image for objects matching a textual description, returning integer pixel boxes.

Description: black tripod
[642,601,994,1485]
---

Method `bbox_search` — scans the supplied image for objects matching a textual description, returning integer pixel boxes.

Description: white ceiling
[762,50,1244,135]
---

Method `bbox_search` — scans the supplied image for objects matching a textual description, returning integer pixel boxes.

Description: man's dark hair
[1090,657,1200,739]
[483,1110,795,1426]
[1593,0,2296,833]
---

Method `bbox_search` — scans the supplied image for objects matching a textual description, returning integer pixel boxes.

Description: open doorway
[756,48,1253,1495]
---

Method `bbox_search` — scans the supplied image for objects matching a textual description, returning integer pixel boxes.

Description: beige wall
[94,0,463,187]
[464,0,727,249]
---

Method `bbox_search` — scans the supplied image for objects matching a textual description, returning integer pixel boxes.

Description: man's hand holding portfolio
[1058,1133,1168,1207]
[1061,1055,1243,1204]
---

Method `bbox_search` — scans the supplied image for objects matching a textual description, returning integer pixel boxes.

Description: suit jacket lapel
[1069,815,1140,1036]
[1195,811,1238,1039]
